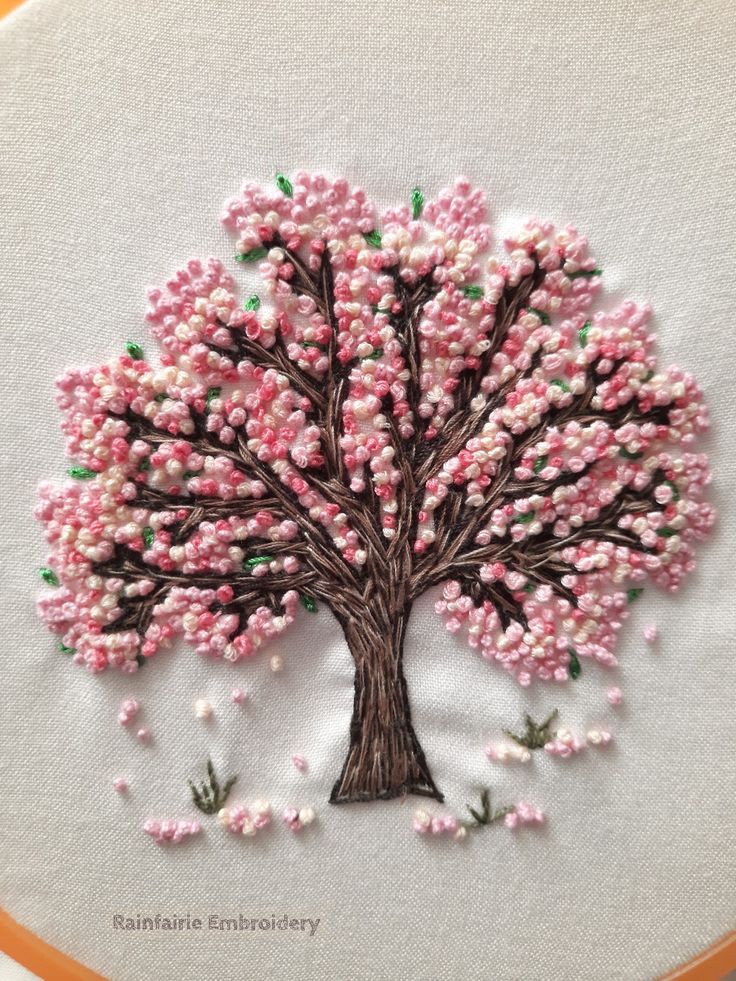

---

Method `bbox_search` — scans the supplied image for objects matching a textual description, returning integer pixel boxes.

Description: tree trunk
[329,604,443,804]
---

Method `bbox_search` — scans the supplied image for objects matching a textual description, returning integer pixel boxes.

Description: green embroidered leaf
[142,526,155,549]
[523,582,536,593]
[568,648,582,679]
[244,555,273,569]
[135,653,146,668]
[461,284,484,299]
[300,595,318,613]
[182,470,202,480]
[665,480,681,501]
[657,527,678,538]
[139,458,151,472]
[551,378,571,393]
[235,246,268,263]
[125,341,145,359]
[579,321,591,346]
[505,709,559,749]
[205,386,221,407]
[568,268,602,279]
[302,341,326,350]
[275,173,293,197]
[363,230,382,248]
[533,455,548,474]
[527,307,551,325]
[189,758,237,815]
[39,567,59,586]
[627,587,644,602]
[642,370,655,382]
[619,447,644,460]
[153,393,168,403]
[244,294,261,311]
[58,642,75,655]
[515,512,536,524]
[411,186,424,220]
[364,347,383,360]
[68,466,96,480]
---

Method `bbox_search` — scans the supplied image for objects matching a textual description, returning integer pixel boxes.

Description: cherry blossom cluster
[217,800,272,837]
[143,818,200,844]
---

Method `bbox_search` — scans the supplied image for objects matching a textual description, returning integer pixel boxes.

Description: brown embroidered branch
[90,230,680,807]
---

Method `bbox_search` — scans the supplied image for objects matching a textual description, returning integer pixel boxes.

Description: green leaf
[461,284,484,299]
[142,526,154,549]
[579,321,591,346]
[627,587,644,602]
[39,567,59,586]
[515,512,536,524]
[125,341,145,359]
[533,455,548,474]
[300,595,318,613]
[410,186,424,220]
[275,173,293,197]
[235,246,268,263]
[182,470,202,480]
[527,307,550,325]
[68,466,96,480]
[363,347,383,360]
[244,294,261,311]
[619,447,644,460]
[665,480,681,502]
[58,642,75,655]
[363,230,382,248]
[302,341,326,350]
[568,268,602,279]
[642,370,655,382]
[657,527,678,538]
[153,393,168,403]
[139,458,151,472]
[551,378,571,393]
[244,555,273,569]
[205,386,221,407]
[568,648,582,679]
[135,653,146,668]
[523,582,536,593]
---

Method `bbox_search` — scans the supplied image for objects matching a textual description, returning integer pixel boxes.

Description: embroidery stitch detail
[35,173,715,806]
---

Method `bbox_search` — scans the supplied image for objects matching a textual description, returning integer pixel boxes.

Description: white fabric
[1,1,734,979]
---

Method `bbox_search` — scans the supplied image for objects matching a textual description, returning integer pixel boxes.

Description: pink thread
[231,687,247,704]
[143,818,200,844]
[606,686,623,706]
[504,802,545,829]
[643,624,659,645]
[118,698,139,726]
[218,800,271,836]
[282,806,316,832]
[112,777,128,793]
[291,754,307,772]
[136,726,150,744]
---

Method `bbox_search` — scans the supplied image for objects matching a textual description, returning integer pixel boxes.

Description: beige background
[0,1,734,979]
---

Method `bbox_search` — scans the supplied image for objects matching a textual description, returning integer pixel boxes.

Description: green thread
[205,387,221,407]
[244,555,273,569]
[275,173,293,197]
[58,642,75,655]
[235,246,268,263]
[125,342,145,359]
[363,347,383,360]
[461,285,484,299]
[533,455,548,474]
[302,341,326,350]
[244,294,261,312]
[665,480,681,502]
[523,582,536,593]
[579,321,591,346]
[657,527,678,538]
[182,470,202,480]
[568,648,582,679]
[135,653,146,668]
[527,307,550,325]
[39,567,59,586]
[363,230,382,248]
[466,789,513,828]
[188,758,237,816]
[139,458,151,472]
[68,466,96,480]
[627,587,644,602]
[515,512,535,524]
[551,378,571,393]
[153,393,168,403]
[504,709,559,750]
[300,595,318,613]
[142,526,154,548]
[568,268,602,279]
[410,186,424,220]
[619,447,643,460]
[643,370,655,382]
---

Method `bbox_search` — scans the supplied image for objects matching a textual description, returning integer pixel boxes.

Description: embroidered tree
[36,174,713,804]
